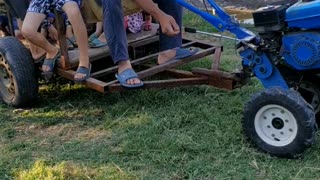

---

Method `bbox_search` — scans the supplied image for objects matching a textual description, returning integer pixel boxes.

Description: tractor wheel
[243,87,317,158]
[0,37,38,107]
[297,78,320,125]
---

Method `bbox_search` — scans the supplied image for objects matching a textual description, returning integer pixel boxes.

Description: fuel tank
[286,0,320,29]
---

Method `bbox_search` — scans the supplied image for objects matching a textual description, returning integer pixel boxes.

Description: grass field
[1,12,320,179]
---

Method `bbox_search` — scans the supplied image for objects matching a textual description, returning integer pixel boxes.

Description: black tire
[0,37,38,107]
[243,87,318,158]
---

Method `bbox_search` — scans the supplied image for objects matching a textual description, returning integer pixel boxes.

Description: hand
[48,25,58,40]
[158,13,180,36]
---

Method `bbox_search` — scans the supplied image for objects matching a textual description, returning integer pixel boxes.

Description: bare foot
[157,49,177,65]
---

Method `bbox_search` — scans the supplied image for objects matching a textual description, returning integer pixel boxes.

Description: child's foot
[143,16,152,31]
[42,48,60,73]
[74,64,91,83]
[88,33,107,48]
[67,36,78,47]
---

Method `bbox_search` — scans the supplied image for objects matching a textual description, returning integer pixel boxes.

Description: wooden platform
[57,26,246,93]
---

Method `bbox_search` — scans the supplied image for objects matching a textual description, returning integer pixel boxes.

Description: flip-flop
[171,48,199,60]
[66,38,75,50]
[68,36,78,48]
[34,53,46,64]
[115,68,144,89]
[41,50,61,78]
[88,34,107,48]
[158,48,199,65]
[74,64,92,83]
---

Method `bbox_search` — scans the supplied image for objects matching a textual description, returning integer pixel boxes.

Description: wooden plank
[211,46,222,70]
[57,68,113,93]
[192,68,240,81]
[108,77,209,92]
[138,47,217,79]
[91,41,197,79]
[127,23,159,43]
[91,53,159,78]
[142,64,199,78]
[55,12,71,70]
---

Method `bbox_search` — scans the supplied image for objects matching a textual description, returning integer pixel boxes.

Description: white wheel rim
[254,104,298,147]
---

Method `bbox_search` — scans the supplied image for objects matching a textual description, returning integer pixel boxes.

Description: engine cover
[286,0,320,29]
[282,32,320,70]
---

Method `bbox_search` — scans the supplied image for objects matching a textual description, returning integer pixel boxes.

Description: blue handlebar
[176,0,256,41]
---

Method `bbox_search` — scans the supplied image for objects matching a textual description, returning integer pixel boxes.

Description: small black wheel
[243,87,318,158]
[0,37,38,107]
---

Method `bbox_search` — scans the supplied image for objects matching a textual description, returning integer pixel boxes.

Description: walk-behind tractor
[177,0,320,158]
[0,0,319,158]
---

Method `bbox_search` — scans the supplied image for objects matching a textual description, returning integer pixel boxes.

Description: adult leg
[154,0,183,64]
[102,0,141,86]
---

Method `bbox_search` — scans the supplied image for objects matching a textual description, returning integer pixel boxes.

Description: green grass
[1,12,320,179]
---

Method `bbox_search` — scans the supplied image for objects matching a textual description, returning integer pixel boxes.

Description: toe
[133,78,141,85]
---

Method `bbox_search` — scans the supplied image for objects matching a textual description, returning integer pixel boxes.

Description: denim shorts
[28,0,81,14]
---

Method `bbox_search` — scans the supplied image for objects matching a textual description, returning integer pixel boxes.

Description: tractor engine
[252,0,320,115]
[253,0,320,71]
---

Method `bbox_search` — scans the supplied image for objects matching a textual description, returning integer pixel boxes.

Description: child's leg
[143,11,152,31]
[94,22,103,37]
[61,1,90,80]
[22,12,59,71]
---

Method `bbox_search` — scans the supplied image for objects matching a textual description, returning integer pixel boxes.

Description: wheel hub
[0,55,15,98]
[255,104,298,147]
[272,118,284,130]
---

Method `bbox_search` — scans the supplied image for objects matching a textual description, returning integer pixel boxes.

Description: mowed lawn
[1,12,320,179]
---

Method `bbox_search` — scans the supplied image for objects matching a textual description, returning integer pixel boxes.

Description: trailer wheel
[0,37,38,107]
[243,87,317,158]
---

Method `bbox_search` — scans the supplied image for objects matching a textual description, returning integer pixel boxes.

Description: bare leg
[94,22,103,37]
[62,2,90,80]
[22,12,59,71]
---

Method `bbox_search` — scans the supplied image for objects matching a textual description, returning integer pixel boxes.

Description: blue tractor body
[286,0,320,29]
[282,1,320,70]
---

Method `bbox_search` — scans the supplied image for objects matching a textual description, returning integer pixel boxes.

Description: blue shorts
[28,0,81,15]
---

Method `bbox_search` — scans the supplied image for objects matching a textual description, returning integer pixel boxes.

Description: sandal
[67,38,75,50]
[88,33,107,48]
[67,36,78,48]
[115,68,144,89]
[41,50,61,78]
[34,53,46,63]
[74,64,92,83]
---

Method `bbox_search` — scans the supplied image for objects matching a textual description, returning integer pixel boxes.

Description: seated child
[22,0,90,82]
[125,11,152,34]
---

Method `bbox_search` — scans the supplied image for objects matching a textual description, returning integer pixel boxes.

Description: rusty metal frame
[53,13,245,93]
